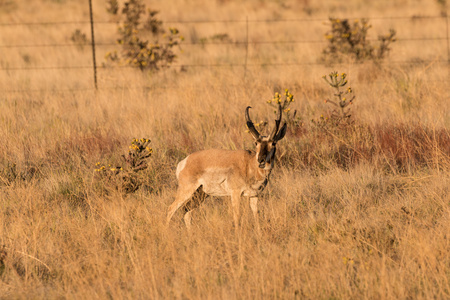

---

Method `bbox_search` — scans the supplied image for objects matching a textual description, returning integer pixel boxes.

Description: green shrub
[322,18,396,63]
[258,89,303,135]
[319,71,355,125]
[106,0,119,15]
[104,0,184,71]
[70,29,88,50]
[95,138,152,194]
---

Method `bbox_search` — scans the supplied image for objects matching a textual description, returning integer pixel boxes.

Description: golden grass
[1,0,449,299]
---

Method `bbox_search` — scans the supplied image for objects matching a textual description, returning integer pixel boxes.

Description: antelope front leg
[231,190,241,228]
[250,196,261,235]
[183,211,193,231]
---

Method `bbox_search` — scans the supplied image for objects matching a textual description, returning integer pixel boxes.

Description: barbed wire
[0,14,446,26]
[2,60,447,73]
[1,59,447,72]
[0,36,447,49]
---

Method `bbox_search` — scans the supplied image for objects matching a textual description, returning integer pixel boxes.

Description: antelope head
[245,104,287,170]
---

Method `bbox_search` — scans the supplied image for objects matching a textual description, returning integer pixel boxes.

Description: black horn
[245,106,261,140]
[269,104,283,141]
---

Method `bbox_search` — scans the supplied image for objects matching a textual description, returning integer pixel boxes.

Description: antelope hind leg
[167,183,200,225]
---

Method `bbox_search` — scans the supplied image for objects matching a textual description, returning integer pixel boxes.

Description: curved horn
[245,106,261,140]
[269,104,282,141]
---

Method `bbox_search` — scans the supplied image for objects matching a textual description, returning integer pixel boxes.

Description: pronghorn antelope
[166,104,287,230]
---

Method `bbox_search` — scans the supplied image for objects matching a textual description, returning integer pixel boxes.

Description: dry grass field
[1,0,449,299]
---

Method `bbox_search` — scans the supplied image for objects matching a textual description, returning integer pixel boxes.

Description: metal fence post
[244,16,249,79]
[446,15,449,78]
[88,0,98,90]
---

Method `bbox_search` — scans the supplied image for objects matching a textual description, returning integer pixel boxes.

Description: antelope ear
[274,122,287,142]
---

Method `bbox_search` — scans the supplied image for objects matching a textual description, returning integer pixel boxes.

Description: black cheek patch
[265,147,276,163]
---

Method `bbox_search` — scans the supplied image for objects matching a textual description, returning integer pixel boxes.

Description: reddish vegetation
[284,122,450,172]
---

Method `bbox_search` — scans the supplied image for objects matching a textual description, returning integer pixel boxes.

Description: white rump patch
[176,156,189,179]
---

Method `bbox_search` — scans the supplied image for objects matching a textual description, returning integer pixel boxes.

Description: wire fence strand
[1,37,448,49]
[0,14,446,26]
[2,59,447,72]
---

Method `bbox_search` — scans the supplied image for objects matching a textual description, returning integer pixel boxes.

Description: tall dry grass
[1,0,449,299]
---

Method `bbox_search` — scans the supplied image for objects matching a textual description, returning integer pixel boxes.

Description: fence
[1,8,449,93]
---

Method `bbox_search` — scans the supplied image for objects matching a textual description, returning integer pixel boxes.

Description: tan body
[167,149,271,230]
[166,105,287,230]
[177,149,270,197]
